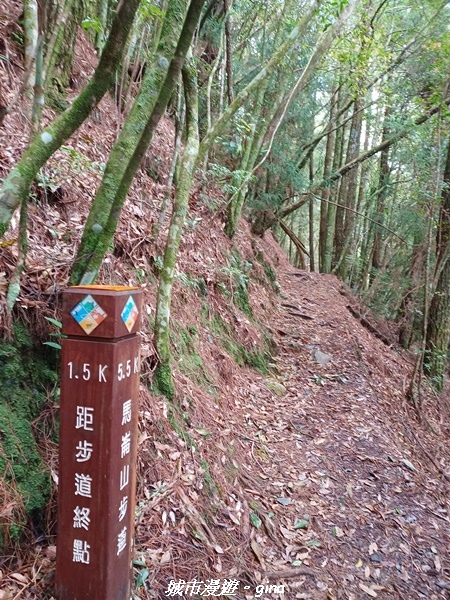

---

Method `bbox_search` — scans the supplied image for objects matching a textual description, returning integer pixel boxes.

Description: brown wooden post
[55,286,142,600]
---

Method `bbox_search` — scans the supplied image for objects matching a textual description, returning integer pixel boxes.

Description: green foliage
[140,0,165,19]
[43,316,66,350]
[173,325,212,386]
[177,272,208,297]
[204,310,270,375]
[153,363,175,399]
[0,324,57,547]
[220,251,254,317]
[200,459,218,497]
[81,16,103,35]
[207,163,254,196]
[318,0,349,31]
[165,399,196,449]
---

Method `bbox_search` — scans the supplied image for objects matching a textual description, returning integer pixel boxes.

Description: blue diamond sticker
[121,296,139,332]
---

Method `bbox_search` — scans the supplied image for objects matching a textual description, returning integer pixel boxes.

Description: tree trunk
[152,81,185,242]
[309,154,315,271]
[223,0,234,104]
[0,0,141,238]
[322,89,346,273]
[153,54,199,399]
[70,0,206,285]
[23,0,39,96]
[319,89,337,271]
[425,139,450,390]
[334,96,363,279]
[370,107,391,279]
[398,236,424,349]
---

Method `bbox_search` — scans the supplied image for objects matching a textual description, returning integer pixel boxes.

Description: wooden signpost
[55,286,142,600]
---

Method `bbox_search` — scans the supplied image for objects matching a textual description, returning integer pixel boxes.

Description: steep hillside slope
[0,6,449,599]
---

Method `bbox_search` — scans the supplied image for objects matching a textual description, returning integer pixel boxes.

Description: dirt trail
[233,267,450,599]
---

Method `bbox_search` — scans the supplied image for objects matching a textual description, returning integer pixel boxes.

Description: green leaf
[44,316,62,328]
[141,0,164,17]
[133,559,146,567]
[250,512,262,529]
[294,520,309,529]
[136,568,149,588]
[44,341,62,350]
[81,16,103,34]
[306,540,321,548]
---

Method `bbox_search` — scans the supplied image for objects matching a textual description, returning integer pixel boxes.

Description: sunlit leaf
[250,512,262,528]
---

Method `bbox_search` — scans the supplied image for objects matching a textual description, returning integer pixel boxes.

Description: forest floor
[0,3,449,598]
[1,239,450,600]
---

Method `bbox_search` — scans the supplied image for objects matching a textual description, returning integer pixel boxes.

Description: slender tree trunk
[23,0,39,96]
[96,0,109,54]
[70,0,206,285]
[425,139,450,390]
[309,154,315,271]
[370,107,391,279]
[398,236,425,349]
[334,96,363,279]
[224,0,234,104]
[153,82,185,242]
[323,89,346,273]
[0,0,141,238]
[319,88,337,271]
[31,37,45,131]
[353,118,370,286]
[153,54,199,398]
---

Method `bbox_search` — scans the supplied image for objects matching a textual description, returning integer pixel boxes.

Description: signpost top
[70,285,139,292]
[62,286,142,340]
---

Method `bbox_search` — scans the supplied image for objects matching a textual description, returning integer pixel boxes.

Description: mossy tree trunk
[322,89,345,273]
[425,139,450,390]
[370,109,391,279]
[319,90,337,272]
[23,0,39,96]
[70,0,206,285]
[43,0,88,110]
[0,0,141,239]
[334,96,363,279]
[153,54,199,398]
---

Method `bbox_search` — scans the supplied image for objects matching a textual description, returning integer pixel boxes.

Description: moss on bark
[71,0,206,284]
[152,54,199,398]
[153,363,175,399]
[0,324,57,548]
